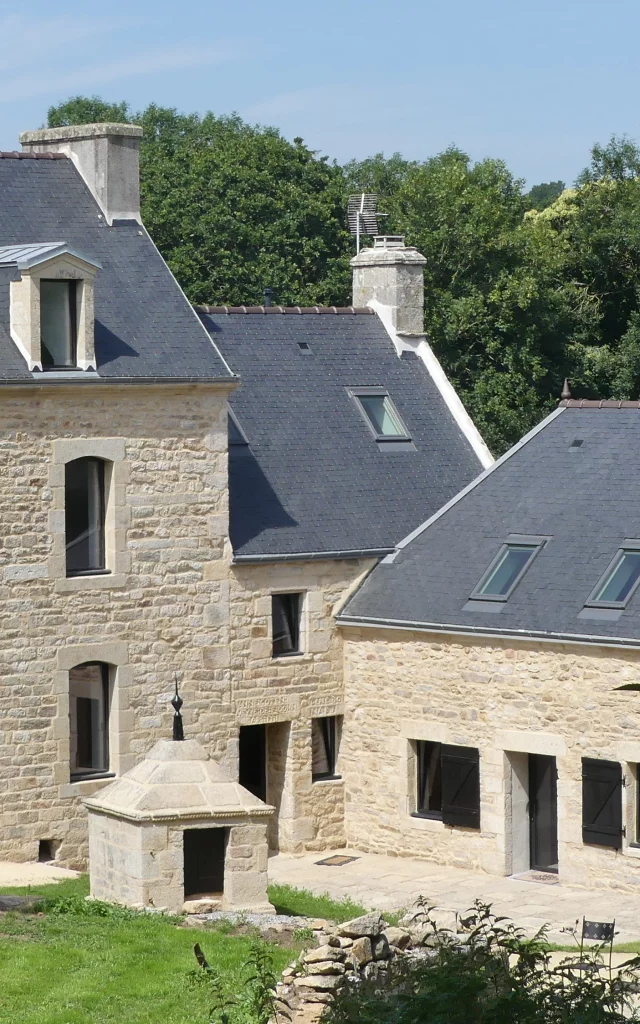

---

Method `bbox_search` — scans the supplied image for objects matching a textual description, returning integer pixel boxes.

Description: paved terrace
[269,850,640,946]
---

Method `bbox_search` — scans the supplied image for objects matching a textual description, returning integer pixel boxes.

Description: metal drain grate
[513,870,559,885]
[315,855,360,867]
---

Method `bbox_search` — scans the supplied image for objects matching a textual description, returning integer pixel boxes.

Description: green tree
[45,98,640,452]
[47,95,130,127]
[526,180,565,211]
[48,99,353,307]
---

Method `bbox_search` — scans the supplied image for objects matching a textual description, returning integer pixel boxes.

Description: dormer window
[41,280,77,368]
[0,242,101,372]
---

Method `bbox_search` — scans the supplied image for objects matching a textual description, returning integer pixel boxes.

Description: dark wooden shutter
[582,758,623,849]
[441,745,480,829]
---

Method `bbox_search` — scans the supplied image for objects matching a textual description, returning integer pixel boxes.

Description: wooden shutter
[582,758,623,849]
[441,745,480,829]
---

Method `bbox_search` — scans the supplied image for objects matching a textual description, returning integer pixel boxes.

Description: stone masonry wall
[228,560,374,853]
[0,384,233,868]
[342,628,640,892]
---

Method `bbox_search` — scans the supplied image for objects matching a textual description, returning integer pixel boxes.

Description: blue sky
[1,0,638,187]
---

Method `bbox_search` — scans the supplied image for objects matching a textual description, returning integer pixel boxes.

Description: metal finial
[561,378,572,401]
[171,674,184,741]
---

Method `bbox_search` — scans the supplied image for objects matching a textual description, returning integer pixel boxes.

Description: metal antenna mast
[347,193,387,253]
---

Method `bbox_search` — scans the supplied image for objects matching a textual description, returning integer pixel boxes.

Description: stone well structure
[84,738,275,914]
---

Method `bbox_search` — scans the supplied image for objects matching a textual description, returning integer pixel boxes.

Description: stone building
[0,122,488,875]
[339,400,640,891]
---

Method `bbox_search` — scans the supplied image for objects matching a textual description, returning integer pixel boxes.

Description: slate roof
[340,404,640,646]
[198,308,484,559]
[0,155,232,382]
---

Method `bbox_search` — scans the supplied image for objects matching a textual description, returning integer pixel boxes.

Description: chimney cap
[373,235,406,249]
[21,123,143,146]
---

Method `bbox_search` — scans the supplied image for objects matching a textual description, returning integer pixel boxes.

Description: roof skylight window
[471,543,540,601]
[351,388,409,440]
[588,549,640,607]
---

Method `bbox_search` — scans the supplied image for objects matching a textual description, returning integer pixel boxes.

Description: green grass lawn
[0,877,293,1024]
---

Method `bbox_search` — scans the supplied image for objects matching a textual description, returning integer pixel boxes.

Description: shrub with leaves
[189,939,280,1024]
[323,900,640,1024]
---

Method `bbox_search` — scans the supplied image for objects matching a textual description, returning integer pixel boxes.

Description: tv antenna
[347,194,388,253]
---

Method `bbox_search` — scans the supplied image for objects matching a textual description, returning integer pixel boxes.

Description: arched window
[69,662,110,779]
[65,457,107,576]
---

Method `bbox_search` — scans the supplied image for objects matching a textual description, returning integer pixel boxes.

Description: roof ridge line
[194,304,374,315]
[0,151,67,160]
[560,399,640,408]
[380,406,567,565]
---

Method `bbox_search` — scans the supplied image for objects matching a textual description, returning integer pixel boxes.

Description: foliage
[189,939,279,1024]
[527,181,566,211]
[45,96,640,453]
[0,897,290,1024]
[325,900,640,1024]
[267,883,366,922]
[46,95,130,128]
[35,892,140,919]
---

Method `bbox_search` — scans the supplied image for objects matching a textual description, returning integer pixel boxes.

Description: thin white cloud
[0,43,239,104]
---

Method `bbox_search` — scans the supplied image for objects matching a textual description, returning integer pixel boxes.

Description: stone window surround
[10,253,99,372]
[56,640,133,797]
[400,722,640,858]
[48,437,130,592]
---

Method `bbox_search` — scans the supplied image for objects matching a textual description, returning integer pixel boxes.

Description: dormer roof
[0,242,101,271]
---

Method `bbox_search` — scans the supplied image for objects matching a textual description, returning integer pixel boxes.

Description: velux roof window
[587,548,640,608]
[350,388,414,450]
[471,542,541,602]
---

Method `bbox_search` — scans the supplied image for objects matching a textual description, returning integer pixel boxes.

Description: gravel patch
[192,911,313,927]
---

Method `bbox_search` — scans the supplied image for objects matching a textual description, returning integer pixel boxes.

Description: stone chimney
[351,235,427,337]
[20,123,143,226]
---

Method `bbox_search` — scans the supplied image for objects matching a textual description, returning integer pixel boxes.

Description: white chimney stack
[20,123,143,226]
[351,235,427,337]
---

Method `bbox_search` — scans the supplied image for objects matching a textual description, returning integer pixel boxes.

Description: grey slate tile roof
[199,309,484,559]
[340,405,640,645]
[0,157,232,381]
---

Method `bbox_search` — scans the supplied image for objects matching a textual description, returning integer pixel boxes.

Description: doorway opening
[239,724,267,802]
[528,754,558,873]
[238,721,291,851]
[183,827,226,899]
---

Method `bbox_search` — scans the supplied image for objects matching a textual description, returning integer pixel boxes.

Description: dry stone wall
[342,627,640,891]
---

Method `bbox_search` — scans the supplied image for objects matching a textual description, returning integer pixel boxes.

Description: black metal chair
[556,917,616,979]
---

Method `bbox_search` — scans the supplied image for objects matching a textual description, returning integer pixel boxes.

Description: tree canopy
[46,97,640,454]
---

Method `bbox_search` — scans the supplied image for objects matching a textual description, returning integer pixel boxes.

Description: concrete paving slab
[269,849,640,945]
[0,862,79,887]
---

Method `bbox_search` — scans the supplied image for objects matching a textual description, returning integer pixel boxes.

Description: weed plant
[324,900,640,1024]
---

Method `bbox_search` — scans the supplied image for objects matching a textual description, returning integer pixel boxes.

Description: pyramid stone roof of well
[84,739,274,823]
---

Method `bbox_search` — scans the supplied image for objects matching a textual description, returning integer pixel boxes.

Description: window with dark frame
[312,716,341,780]
[351,389,410,441]
[69,662,110,779]
[272,593,302,657]
[587,549,640,608]
[65,457,107,577]
[472,543,540,601]
[412,741,481,829]
[40,280,77,368]
[415,740,443,817]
